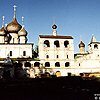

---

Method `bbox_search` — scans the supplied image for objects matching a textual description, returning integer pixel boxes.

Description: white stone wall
[0,44,32,58]
[39,38,74,59]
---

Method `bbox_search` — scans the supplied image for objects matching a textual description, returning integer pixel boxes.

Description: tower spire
[2,16,5,27]
[80,35,82,43]
[52,16,56,24]
[90,34,96,43]
[13,5,17,18]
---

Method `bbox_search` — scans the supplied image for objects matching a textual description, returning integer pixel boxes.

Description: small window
[55,62,60,67]
[79,63,80,66]
[46,55,49,58]
[54,40,60,47]
[57,55,59,58]
[23,51,26,56]
[65,62,70,67]
[10,51,12,56]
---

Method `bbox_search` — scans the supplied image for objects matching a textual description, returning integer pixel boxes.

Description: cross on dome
[13,5,17,11]
[13,5,17,18]
[22,16,24,27]
[2,16,5,27]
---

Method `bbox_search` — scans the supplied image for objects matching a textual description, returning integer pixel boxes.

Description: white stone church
[0,6,32,61]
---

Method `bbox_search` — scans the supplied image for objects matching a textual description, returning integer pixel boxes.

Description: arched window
[10,51,12,56]
[94,44,98,49]
[54,40,60,47]
[24,62,31,67]
[64,40,69,47]
[46,55,49,58]
[45,62,50,67]
[23,51,26,56]
[57,55,59,58]
[55,62,60,67]
[34,62,40,67]
[44,40,50,47]
[65,62,70,67]
[67,55,68,59]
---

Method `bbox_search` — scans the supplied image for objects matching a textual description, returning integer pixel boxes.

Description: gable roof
[39,35,73,39]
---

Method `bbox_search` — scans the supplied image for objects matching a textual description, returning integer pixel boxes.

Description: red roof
[39,35,73,39]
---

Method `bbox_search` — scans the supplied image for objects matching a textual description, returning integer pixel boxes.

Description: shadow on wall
[2,62,28,79]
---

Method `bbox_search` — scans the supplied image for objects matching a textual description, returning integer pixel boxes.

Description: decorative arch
[55,62,60,67]
[54,40,60,47]
[34,62,40,67]
[64,40,69,47]
[44,40,50,47]
[45,62,50,67]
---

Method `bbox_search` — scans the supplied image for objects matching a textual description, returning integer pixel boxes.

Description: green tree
[32,45,38,59]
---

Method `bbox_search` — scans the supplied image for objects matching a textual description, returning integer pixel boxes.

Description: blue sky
[0,0,100,53]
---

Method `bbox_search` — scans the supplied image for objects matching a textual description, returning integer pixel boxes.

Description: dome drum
[4,36,9,42]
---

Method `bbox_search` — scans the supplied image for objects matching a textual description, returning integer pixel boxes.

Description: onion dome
[6,17,22,33]
[52,24,57,29]
[79,41,85,48]
[0,26,6,36]
[18,26,27,36]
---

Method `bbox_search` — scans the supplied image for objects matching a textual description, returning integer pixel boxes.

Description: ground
[0,76,98,100]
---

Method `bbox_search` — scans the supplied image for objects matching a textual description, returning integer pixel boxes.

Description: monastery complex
[0,6,100,78]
